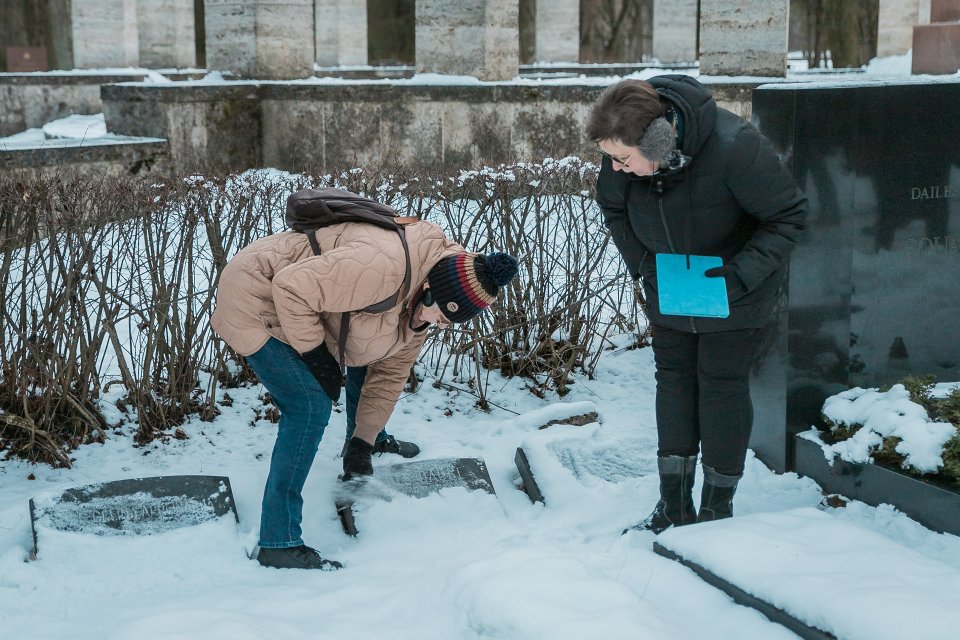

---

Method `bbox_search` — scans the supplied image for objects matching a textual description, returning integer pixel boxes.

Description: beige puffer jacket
[211,219,463,434]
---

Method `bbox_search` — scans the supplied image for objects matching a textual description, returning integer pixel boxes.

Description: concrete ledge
[1,136,170,179]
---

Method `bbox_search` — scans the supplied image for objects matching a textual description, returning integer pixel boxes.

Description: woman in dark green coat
[588,75,807,533]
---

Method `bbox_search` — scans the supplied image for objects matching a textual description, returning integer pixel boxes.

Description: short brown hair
[586,80,666,145]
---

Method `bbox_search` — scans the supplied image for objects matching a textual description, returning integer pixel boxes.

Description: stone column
[533,0,579,63]
[416,0,519,81]
[205,0,314,79]
[138,0,197,68]
[699,0,789,77]
[72,0,139,68]
[877,0,922,57]
[315,0,368,67]
[652,0,698,63]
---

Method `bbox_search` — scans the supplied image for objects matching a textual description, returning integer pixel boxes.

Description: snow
[0,113,163,151]
[2,333,959,639]
[657,508,960,640]
[0,113,106,149]
[819,384,957,472]
[41,113,106,139]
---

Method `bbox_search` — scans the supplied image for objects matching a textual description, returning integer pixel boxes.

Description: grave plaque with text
[335,457,496,535]
[29,475,239,556]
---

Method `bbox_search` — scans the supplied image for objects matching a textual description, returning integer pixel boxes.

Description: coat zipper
[655,177,698,333]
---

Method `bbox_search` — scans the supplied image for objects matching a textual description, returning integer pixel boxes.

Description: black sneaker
[373,434,420,458]
[257,545,343,570]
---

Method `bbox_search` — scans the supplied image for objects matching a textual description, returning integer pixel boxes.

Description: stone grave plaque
[513,432,657,504]
[335,458,496,536]
[29,475,238,557]
[514,447,544,504]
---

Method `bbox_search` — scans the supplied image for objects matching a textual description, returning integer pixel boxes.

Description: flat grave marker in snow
[28,475,239,557]
[654,508,960,640]
[511,402,657,504]
[336,457,496,536]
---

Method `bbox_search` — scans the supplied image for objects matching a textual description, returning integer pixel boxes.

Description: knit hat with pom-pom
[426,252,519,323]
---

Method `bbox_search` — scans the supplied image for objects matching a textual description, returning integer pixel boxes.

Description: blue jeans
[246,338,333,549]
[344,366,390,446]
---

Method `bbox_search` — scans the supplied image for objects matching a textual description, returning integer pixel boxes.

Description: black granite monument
[750,78,960,472]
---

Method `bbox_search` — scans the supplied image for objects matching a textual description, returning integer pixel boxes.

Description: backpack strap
[338,311,350,373]
[306,229,322,256]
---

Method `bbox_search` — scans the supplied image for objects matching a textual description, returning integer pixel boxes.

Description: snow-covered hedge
[0,161,645,466]
[816,376,960,484]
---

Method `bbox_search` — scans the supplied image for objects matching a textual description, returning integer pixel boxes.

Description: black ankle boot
[373,434,420,458]
[624,455,698,535]
[697,465,741,522]
[257,545,342,570]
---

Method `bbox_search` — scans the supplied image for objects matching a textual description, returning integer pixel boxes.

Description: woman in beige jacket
[211,218,518,570]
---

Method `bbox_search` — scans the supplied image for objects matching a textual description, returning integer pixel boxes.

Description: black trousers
[651,324,759,476]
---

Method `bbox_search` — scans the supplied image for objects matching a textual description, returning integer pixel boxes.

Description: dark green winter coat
[595,75,807,332]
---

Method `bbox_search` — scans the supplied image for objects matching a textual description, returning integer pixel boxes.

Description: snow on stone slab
[517,422,656,508]
[656,508,960,640]
[41,113,107,140]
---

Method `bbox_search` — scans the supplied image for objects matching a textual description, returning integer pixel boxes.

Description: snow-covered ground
[3,336,959,639]
[3,48,959,639]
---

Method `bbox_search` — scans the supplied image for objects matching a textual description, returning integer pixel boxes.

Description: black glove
[342,437,374,481]
[704,264,747,302]
[300,343,343,401]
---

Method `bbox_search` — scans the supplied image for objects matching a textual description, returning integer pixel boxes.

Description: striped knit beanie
[427,252,519,323]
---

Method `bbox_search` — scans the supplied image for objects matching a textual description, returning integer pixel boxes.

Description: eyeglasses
[421,288,434,307]
[596,143,633,167]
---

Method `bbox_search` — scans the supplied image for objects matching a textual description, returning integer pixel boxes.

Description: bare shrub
[0,162,645,465]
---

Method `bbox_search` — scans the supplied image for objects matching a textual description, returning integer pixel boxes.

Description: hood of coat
[648,75,718,159]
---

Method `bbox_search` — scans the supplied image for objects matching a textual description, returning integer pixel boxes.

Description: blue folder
[655,253,730,318]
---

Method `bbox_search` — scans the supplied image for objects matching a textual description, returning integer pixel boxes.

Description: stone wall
[0,72,206,138]
[1,139,169,180]
[101,83,262,171]
[0,74,129,138]
[101,79,761,173]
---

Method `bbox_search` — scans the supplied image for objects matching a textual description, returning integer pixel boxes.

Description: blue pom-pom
[484,253,519,286]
